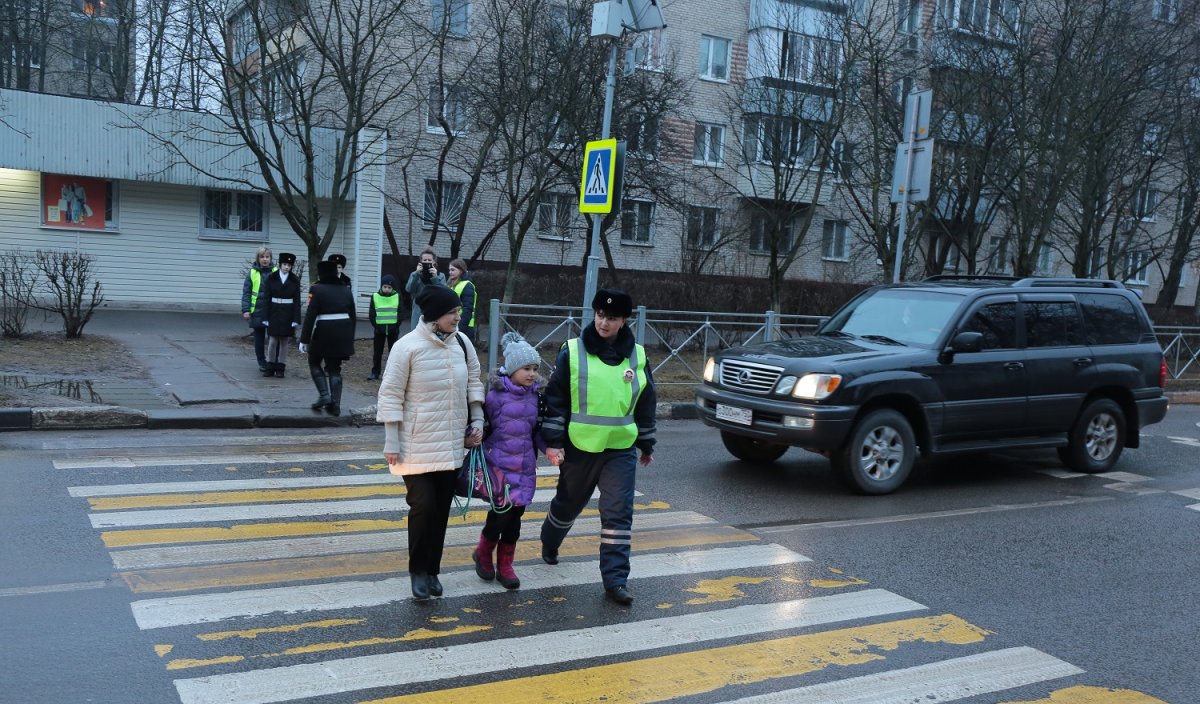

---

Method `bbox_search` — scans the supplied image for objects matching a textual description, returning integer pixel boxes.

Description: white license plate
[715,403,752,426]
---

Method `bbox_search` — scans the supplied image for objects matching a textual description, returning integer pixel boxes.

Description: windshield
[819,289,963,347]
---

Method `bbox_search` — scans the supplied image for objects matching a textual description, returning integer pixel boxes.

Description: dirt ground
[0,332,148,408]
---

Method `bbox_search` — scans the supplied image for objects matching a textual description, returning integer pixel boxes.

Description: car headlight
[791,373,842,400]
[703,357,716,382]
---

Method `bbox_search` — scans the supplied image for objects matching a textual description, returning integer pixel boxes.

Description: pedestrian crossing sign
[580,139,618,214]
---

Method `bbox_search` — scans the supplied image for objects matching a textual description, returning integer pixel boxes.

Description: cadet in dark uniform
[301,260,356,415]
[328,253,352,287]
[262,252,301,378]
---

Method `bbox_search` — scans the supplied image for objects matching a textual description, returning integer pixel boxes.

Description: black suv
[695,277,1169,494]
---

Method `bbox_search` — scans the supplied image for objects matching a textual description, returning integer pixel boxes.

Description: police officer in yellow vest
[540,288,656,605]
[368,274,401,380]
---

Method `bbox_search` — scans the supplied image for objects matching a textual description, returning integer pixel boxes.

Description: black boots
[262,363,276,378]
[327,374,343,416]
[310,371,330,410]
[274,364,285,378]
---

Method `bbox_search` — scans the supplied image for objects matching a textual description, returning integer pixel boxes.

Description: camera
[421,262,432,275]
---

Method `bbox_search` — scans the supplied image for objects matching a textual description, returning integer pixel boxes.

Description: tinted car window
[1024,301,1083,347]
[960,302,1017,350]
[1078,293,1143,345]
[821,289,962,347]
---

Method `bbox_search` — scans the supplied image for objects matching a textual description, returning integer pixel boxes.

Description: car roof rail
[1012,277,1126,289]
[921,275,1020,283]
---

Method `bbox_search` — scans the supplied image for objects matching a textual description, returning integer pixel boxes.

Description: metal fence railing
[482,301,1200,387]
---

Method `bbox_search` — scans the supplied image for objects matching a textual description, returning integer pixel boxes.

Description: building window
[630,29,665,70]
[1143,123,1164,155]
[8,42,44,68]
[427,83,467,133]
[73,0,115,19]
[822,220,848,261]
[937,0,1020,36]
[987,235,1010,273]
[202,190,265,240]
[749,212,795,253]
[537,192,575,240]
[1152,0,1178,22]
[1133,187,1158,221]
[229,5,258,63]
[432,0,469,35]
[620,199,654,244]
[1122,250,1150,284]
[699,35,730,81]
[41,174,118,230]
[744,114,798,164]
[625,114,658,157]
[780,32,841,85]
[693,122,724,166]
[423,180,465,231]
[1035,242,1055,275]
[71,39,113,73]
[260,53,305,118]
[687,206,719,248]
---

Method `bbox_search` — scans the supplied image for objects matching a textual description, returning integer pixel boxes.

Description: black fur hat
[327,253,347,267]
[591,288,633,318]
[317,260,339,283]
[278,252,296,266]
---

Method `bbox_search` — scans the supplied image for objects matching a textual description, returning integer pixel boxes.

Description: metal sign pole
[582,40,620,317]
[891,95,921,284]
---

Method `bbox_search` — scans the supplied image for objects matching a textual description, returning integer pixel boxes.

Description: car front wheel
[1061,398,1125,473]
[833,409,915,495]
[720,431,788,463]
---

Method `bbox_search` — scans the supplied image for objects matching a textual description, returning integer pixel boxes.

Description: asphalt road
[1,408,1198,703]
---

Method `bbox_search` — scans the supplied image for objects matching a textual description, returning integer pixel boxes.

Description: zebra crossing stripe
[68,468,560,498]
[171,588,924,704]
[54,451,384,469]
[119,524,757,594]
[131,543,810,629]
[109,511,716,570]
[90,487,614,528]
[716,646,1082,703]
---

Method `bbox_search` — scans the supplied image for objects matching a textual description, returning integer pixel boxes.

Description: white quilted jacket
[376,322,484,476]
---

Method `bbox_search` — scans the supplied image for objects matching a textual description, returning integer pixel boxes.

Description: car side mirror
[949,331,983,353]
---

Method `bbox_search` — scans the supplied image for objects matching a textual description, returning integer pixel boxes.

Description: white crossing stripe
[90,487,608,528]
[70,467,560,497]
[717,646,1083,704]
[110,511,716,569]
[1172,487,1200,500]
[132,543,810,629]
[1037,469,1087,479]
[172,588,921,704]
[55,451,382,469]
[1097,471,1153,483]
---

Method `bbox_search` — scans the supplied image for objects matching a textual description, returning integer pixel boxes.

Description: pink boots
[473,534,497,581]
[496,542,520,590]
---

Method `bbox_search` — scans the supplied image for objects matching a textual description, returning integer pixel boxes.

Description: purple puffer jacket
[482,373,546,507]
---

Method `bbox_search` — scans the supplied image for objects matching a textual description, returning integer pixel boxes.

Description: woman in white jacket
[378,285,485,600]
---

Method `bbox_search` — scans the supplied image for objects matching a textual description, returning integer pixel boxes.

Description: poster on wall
[42,173,109,230]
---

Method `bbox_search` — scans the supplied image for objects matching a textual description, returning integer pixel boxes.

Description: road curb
[31,406,148,430]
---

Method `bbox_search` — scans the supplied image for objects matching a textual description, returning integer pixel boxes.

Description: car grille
[719,359,783,394]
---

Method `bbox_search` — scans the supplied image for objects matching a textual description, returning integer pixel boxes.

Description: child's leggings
[482,505,526,544]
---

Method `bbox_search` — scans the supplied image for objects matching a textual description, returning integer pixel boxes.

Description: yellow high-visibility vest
[566,338,647,452]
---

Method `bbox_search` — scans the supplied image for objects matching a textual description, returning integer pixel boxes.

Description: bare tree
[125,0,427,280]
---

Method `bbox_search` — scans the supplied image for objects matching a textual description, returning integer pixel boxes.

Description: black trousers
[402,470,457,575]
[371,326,400,372]
[308,356,343,377]
[482,505,526,544]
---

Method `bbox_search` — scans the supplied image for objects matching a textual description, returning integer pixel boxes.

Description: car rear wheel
[720,431,788,463]
[833,409,915,495]
[1061,398,1125,473]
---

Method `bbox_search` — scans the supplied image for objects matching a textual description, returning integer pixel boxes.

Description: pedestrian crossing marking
[133,543,812,630]
[683,576,771,605]
[109,511,714,570]
[100,501,673,549]
[198,618,366,641]
[170,589,924,704]
[355,614,988,704]
[1000,685,1169,703]
[720,647,1083,704]
[118,524,759,594]
[806,567,869,588]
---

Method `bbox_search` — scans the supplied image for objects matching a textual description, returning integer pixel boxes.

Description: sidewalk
[1,309,384,431]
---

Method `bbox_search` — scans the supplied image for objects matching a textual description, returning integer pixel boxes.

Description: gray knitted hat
[500,332,541,373]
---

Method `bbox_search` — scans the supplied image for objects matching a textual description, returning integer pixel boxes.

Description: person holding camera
[405,246,447,330]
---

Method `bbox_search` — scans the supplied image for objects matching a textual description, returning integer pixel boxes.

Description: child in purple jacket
[473,332,546,589]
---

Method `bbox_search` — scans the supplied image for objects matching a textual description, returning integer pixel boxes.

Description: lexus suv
[695,277,1169,494]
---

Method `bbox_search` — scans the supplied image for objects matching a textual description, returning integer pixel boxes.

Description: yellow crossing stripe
[1001,686,1170,703]
[88,478,560,510]
[358,614,989,704]
[120,525,757,593]
[100,501,672,548]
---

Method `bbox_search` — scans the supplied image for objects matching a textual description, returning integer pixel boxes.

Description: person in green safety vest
[538,288,656,606]
[368,274,401,380]
[240,246,275,372]
[447,258,477,342]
